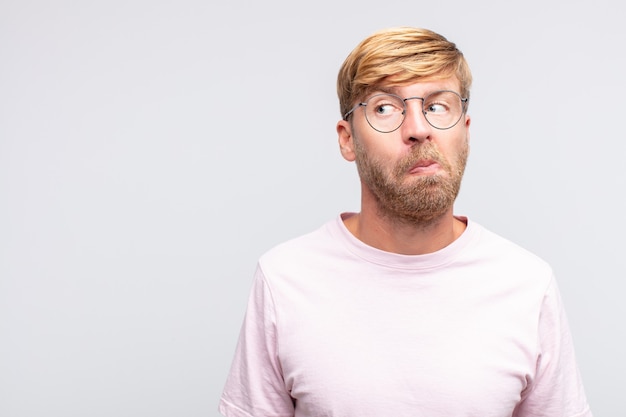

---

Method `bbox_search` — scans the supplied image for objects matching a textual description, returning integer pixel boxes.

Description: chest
[275,278,538,417]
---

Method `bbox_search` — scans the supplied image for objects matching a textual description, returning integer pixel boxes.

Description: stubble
[354,139,469,226]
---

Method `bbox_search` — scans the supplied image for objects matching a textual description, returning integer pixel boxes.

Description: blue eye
[368,95,404,118]
[425,102,448,114]
[375,103,396,115]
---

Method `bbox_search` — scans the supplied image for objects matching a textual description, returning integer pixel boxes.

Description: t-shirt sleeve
[218,265,295,417]
[513,277,593,417]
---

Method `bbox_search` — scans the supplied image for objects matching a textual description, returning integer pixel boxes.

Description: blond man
[219,27,592,417]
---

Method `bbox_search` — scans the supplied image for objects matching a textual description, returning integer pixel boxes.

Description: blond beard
[354,139,468,225]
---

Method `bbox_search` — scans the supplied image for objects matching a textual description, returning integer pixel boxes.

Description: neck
[342,207,466,255]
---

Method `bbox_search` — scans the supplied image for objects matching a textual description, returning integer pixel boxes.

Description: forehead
[369,76,462,97]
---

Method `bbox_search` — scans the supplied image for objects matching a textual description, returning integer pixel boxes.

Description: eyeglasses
[343,90,469,132]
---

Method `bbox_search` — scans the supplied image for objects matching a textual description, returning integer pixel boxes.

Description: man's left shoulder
[470,221,554,276]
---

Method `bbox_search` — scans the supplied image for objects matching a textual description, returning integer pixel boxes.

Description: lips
[408,159,440,174]
[399,143,448,176]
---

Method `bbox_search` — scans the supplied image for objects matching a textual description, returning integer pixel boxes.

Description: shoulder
[468,220,554,287]
[481,224,550,265]
[258,217,344,273]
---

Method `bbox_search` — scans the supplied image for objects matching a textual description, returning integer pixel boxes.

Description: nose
[401,98,432,143]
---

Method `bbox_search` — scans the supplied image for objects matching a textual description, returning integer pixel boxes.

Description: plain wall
[1,1,623,416]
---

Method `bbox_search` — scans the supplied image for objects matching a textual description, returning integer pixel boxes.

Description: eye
[374,103,397,115]
[368,95,404,117]
[425,102,448,114]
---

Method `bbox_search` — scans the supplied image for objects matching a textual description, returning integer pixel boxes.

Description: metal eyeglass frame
[342,90,469,132]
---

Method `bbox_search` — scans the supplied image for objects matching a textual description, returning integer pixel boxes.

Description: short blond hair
[337,27,472,118]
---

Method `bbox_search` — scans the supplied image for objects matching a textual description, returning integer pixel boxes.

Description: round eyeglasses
[343,90,469,132]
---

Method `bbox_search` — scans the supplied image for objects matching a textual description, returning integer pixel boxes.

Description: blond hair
[337,27,472,118]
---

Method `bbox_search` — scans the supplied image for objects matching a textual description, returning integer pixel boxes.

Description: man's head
[337,27,472,121]
[336,27,472,225]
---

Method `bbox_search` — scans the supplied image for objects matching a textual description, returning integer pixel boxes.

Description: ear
[463,114,471,144]
[337,119,356,162]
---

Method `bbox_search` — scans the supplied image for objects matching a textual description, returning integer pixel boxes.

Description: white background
[1,1,623,416]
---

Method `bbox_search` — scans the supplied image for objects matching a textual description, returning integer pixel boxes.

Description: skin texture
[336,77,471,255]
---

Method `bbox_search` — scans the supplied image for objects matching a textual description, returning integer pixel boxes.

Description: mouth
[408,159,441,175]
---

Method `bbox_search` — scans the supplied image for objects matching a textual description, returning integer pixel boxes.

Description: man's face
[337,78,471,225]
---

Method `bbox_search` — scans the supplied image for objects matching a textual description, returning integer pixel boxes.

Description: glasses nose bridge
[401,96,429,126]
[402,96,426,115]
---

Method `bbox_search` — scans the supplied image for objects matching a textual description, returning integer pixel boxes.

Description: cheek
[442,132,469,159]
[355,142,399,178]
[353,126,418,172]
[354,133,401,162]
[449,139,470,172]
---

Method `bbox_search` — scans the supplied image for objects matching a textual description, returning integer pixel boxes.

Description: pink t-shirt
[219,215,592,417]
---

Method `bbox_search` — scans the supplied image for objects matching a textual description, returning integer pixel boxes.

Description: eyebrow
[366,86,462,100]
[368,86,398,96]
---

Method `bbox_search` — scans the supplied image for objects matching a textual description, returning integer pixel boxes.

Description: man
[219,27,592,417]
